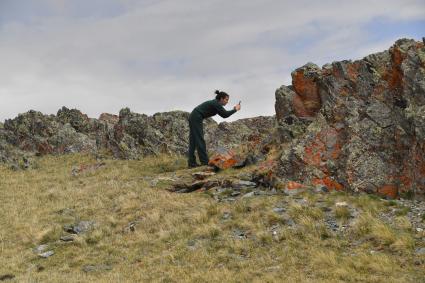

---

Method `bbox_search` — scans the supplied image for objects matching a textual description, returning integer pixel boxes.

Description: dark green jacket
[192,99,236,119]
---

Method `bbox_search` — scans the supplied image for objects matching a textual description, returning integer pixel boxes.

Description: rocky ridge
[271,38,425,198]
[0,106,275,169]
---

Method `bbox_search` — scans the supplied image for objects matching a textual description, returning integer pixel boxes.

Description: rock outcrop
[0,106,274,168]
[273,38,425,198]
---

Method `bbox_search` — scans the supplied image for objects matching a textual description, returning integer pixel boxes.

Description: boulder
[208,147,243,170]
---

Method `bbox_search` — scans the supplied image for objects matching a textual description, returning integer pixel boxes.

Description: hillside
[0,153,424,282]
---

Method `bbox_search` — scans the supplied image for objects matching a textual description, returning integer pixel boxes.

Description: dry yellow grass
[0,153,424,282]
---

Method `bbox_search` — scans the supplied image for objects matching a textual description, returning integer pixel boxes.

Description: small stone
[335,201,348,208]
[314,185,328,193]
[60,235,75,242]
[33,244,49,254]
[281,213,295,226]
[416,247,425,255]
[216,187,227,193]
[270,224,280,231]
[64,220,95,234]
[187,240,197,250]
[416,228,424,233]
[233,229,248,239]
[231,191,241,197]
[325,217,339,232]
[222,212,231,220]
[295,198,308,206]
[233,180,256,189]
[273,207,285,213]
[129,224,136,232]
[82,265,96,273]
[241,192,255,198]
[38,251,54,258]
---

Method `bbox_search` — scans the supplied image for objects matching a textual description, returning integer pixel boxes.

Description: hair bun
[215,90,220,95]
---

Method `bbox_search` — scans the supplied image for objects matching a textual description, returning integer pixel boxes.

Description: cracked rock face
[274,38,425,198]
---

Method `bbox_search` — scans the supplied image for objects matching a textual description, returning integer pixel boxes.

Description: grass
[0,153,424,282]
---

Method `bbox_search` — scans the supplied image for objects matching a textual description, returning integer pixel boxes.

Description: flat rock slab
[232,180,256,189]
[38,251,54,258]
[273,207,285,213]
[60,235,75,242]
[170,180,220,193]
[64,220,95,234]
[192,171,216,180]
[33,244,49,254]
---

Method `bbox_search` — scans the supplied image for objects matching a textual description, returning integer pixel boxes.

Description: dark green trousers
[188,111,209,166]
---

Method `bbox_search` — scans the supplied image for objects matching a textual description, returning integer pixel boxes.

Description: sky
[0,0,424,122]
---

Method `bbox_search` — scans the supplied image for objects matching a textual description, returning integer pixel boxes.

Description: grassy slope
[0,154,424,282]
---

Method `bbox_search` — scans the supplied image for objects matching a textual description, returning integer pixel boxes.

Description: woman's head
[215,90,229,105]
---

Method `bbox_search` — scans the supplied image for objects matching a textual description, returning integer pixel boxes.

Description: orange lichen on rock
[286,181,304,190]
[303,143,323,167]
[345,62,359,82]
[384,46,405,91]
[303,127,341,167]
[312,177,343,191]
[208,148,248,170]
[292,94,310,118]
[293,70,318,99]
[291,70,321,117]
[372,84,386,98]
[332,61,359,82]
[208,152,238,170]
[399,175,412,188]
[377,185,398,199]
[338,87,350,97]
[397,143,425,192]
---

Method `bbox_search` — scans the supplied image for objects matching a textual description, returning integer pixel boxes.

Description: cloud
[0,0,424,122]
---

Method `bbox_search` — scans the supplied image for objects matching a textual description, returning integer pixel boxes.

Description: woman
[188,90,241,168]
